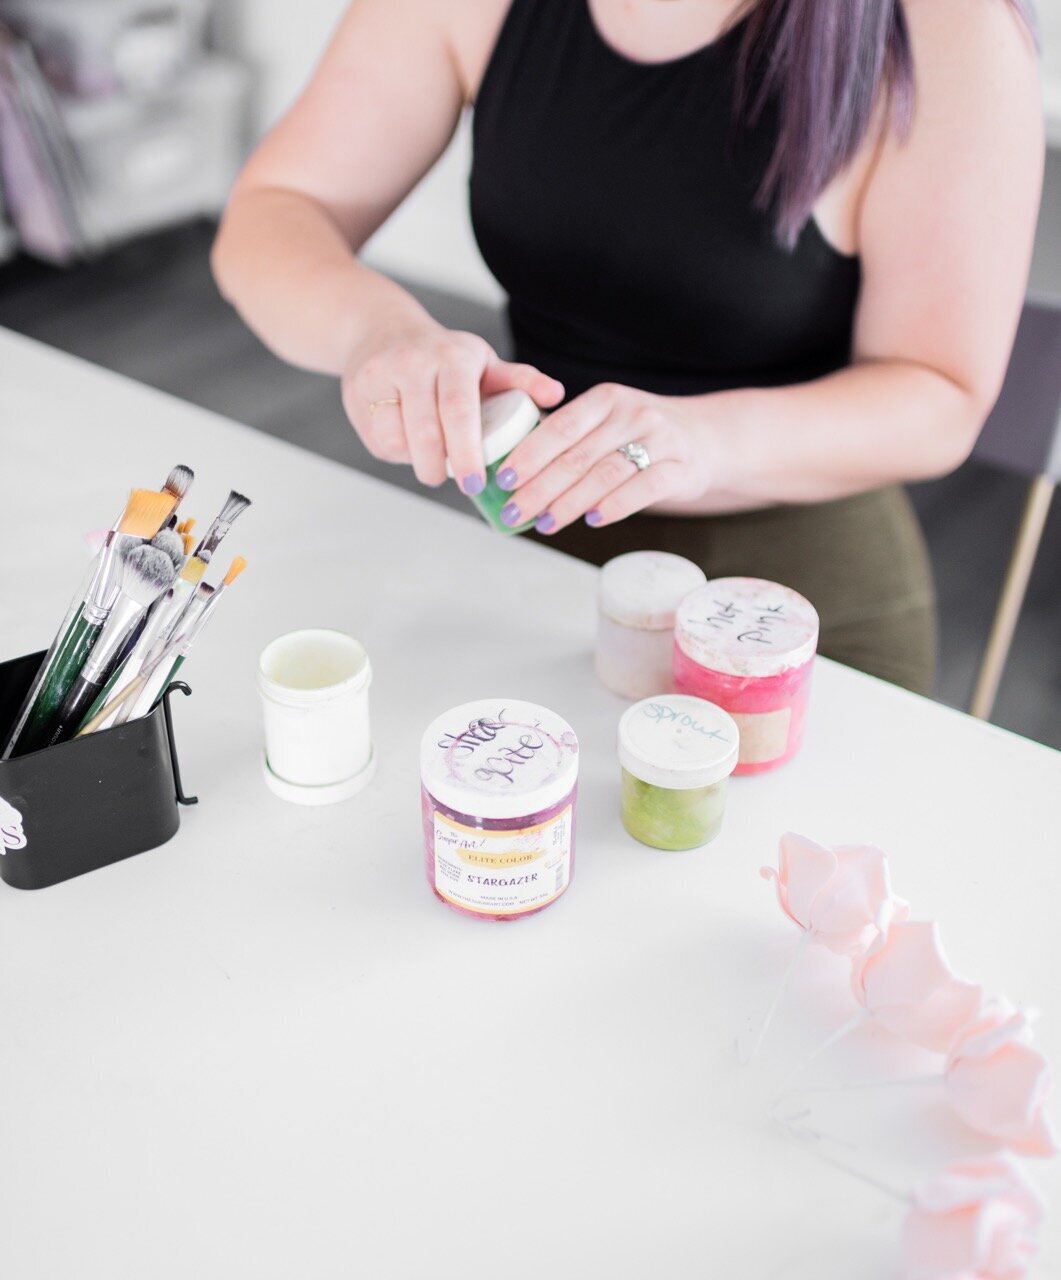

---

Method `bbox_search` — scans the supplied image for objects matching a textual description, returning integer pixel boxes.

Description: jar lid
[445,390,541,476]
[675,578,819,678]
[599,551,707,630]
[420,698,579,820]
[618,695,739,790]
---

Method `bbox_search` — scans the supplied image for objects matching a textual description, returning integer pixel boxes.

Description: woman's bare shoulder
[901,0,1039,103]
[444,0,518,100]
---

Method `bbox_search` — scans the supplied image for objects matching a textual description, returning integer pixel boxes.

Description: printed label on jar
[730,708,791,764]
[433,805,572,916]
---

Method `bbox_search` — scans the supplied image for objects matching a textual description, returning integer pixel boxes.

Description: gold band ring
[368,397,401,415]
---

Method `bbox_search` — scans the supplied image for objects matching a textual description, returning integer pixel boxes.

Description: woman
[211,0,1043,693]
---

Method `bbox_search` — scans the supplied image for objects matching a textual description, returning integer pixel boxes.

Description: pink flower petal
[853,921,983,1054]
[947,1037,1058,1157]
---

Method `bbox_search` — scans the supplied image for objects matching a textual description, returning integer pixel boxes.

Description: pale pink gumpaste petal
[776,832,837,930]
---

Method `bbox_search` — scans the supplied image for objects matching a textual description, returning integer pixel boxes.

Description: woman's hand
[341,323,565,492]
[495,383,722,533]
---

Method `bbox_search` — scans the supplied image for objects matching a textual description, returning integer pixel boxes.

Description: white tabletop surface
[1,329,1059,1280]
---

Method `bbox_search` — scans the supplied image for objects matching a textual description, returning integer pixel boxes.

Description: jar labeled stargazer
[420,699,579,920]
[619,695,739,850]
[447,390,540,534]
[674,578,819,774]
[596,551,707,700]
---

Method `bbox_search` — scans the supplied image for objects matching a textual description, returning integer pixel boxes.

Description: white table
[1,330,1059,1280]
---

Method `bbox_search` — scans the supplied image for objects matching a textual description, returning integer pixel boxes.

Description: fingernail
[535,512,556,534]
[500,502,522,527]
[496,467,518,491]
[585,510,603,527]
[461,473,485,496]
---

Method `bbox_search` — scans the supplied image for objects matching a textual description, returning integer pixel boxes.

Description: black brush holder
[0,650,197,890]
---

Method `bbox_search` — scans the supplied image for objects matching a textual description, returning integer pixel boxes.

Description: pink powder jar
[673,578,819,775]
[420,699,579,921]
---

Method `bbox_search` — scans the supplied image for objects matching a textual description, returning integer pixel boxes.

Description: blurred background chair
[969,297,1061,721]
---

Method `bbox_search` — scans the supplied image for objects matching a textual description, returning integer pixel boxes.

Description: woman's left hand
[494,382,721,533]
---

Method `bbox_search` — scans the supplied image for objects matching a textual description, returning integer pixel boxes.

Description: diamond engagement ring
[617,441,651,471]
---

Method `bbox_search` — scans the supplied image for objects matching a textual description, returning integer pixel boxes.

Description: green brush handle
[12,613,102,756]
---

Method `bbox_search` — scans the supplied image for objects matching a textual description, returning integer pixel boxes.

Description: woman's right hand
[341,323,565,493]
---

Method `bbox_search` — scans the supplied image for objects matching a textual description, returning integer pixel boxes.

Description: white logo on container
[0,796,27,852]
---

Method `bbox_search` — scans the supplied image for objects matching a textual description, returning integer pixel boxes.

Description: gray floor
[1,219,1058,748]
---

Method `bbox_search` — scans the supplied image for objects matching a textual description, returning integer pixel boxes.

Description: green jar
[449,390,540,535]
[618,694,739,851]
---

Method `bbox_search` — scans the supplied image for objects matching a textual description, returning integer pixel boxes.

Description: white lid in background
[599,551,708,630]
[618,695,739,790]
[420,698,579,820]
[675,578,819,678]
[445,390,541,476]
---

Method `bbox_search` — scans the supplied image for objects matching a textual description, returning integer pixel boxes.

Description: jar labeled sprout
[448,390,540,534]
[420,699,579,920]
[618,694,739,850]
[674,578,819,775]
[596,551,707,700]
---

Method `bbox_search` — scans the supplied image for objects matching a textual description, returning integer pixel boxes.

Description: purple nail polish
[500,502,522,527]
[461,473,485,496]
[496,467,519,491]
[585,510,603,527]
[535,512,556,534]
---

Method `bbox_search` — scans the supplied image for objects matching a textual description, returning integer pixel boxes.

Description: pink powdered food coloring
[420,699,579,921]
[673,578,819,775]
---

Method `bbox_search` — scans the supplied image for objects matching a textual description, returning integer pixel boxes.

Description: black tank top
[470,0,861,400]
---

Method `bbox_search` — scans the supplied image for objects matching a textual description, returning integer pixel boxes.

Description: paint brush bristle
[223,556,247,586]
[122,544,178,609]
[177,518,196,535]
[163,464,194,502]
[151,528,185,569]
[118,489,178,539]
[181,533,194,556]
[179,555,208,586]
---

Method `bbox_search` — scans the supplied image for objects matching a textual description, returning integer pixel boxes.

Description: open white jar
[258,629,375,805]
[596,551,707,700]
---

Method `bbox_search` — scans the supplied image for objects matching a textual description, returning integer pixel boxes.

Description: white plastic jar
[258,629,375,804]
[595,551,707,700]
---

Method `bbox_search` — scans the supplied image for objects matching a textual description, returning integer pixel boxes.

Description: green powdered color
[620,769,727,851]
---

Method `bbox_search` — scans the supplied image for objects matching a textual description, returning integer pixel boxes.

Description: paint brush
[77,583,216,737]
[46,545,176,747]
[120,556,247,724]
[192,490,251,566]
[151,527,185,570]
[4,488,178,757]
[160,465,194,528]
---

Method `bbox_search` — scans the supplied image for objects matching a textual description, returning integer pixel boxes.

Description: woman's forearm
[211,187,438,376]
[661,359,986,513]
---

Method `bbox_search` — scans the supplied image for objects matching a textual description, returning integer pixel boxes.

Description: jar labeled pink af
[420,699,579,920]
[674,578,819,775]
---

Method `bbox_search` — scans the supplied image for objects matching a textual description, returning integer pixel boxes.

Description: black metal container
[0,650,197,890]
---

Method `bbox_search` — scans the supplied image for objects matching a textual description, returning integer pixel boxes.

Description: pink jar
[673,578,819,775]
[420,699,579,920]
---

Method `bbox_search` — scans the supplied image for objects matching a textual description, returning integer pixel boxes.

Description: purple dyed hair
[735,0,1038,247]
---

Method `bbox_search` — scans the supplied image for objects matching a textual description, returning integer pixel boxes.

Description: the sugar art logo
[0,795,27,853]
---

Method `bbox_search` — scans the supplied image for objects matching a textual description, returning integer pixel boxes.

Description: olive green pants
[538,486,938,696]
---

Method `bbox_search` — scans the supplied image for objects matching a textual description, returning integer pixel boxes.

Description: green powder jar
[448,390,540,534]
[618,694,740,851]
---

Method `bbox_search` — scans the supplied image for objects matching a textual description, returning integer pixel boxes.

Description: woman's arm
[503,0,1044,531]
[211,0,463,375]
[211,0,562,487]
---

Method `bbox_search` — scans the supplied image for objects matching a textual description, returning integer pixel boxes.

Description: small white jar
[258,629,375,805]
[595,551,707,700]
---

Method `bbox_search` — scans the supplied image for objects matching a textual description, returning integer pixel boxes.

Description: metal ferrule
[80,596,145,685]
